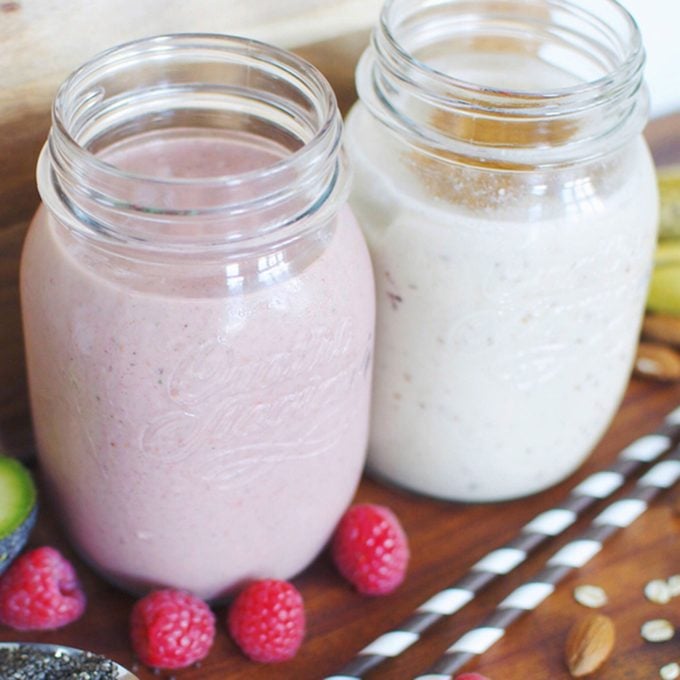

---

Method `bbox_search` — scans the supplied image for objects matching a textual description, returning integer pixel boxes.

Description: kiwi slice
[0,456,37,575]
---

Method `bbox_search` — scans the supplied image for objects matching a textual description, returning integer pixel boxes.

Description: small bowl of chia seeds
[0,641,138,679]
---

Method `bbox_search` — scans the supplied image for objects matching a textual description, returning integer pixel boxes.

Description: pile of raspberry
[0,502,412,671]
[129,502,410,668]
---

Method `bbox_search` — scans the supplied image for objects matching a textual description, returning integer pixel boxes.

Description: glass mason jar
[345,0,658,502]
[21,35,375,600]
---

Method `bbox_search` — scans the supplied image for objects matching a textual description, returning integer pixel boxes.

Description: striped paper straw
[414,441,680,680]
[325,406,680,680]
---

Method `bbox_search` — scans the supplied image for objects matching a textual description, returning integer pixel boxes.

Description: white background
[621,0,680,117]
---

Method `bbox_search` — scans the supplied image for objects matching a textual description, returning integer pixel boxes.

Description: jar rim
[378,0,643,105]
[358,0,649,165]
[40,33,349,254]
[52,33,339,188]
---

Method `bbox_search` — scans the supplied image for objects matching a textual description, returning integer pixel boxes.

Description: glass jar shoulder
[21,204,375,403]
[344,102,658,235]
[21,203,375,421]
[21,204,373,307]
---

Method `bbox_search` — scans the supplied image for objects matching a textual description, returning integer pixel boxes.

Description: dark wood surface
[2,35,680,680]
[6,379,680,680]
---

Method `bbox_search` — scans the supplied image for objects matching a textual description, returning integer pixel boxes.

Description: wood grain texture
[1,25,680,680]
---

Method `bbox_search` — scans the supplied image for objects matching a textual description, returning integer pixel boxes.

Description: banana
[659,165,680,239]
[652,239,680,266]
[646,166,680,315]
[648,262,680,315]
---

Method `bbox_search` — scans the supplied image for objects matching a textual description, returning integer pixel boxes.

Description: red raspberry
[331,503,410,596]
[0,546,86,631]
[455,674,492,680]
[130,589,215,670]
[228,579,305,663]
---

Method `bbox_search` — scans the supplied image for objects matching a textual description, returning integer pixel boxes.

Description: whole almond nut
[643,314,680,347]
[634,342,680,381]
[565,613,616,677]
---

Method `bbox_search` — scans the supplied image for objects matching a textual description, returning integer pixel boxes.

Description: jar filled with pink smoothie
[20,34,375,601]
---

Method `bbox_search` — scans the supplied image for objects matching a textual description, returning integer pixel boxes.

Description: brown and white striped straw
[325,406,680,680]
[414,440,680,680]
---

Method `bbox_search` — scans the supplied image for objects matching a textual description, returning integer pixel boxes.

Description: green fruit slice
[659,165,680,240]
[0,456,37,574]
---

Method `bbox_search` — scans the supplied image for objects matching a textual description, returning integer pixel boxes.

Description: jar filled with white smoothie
[345,0,658,501]
[21,35,375,600]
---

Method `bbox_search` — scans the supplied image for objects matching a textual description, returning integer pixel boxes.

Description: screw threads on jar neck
[357,0,648,167]
[40,34,348,256]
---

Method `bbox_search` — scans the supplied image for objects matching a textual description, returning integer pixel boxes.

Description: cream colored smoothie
[22,42,374,599]
[345,0,658,501]
[347,110,657,499]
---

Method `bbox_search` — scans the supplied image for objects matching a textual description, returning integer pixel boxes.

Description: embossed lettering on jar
[21,35,375,599]
[345,0,658,501]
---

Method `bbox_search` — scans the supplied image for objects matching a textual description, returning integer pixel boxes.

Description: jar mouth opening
[51,33,339,188]
[41,33,348,253]
[360,0,648,165]
[378,0,643,110]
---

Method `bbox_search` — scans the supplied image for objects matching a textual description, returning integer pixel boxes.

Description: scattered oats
[668,575,680,597]
[661,662,680,680]
[641,619,676,643]
[573,584,608,609]
[646,579,673,605]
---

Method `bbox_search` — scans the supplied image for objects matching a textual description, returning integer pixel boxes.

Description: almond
[565,613,616,677]
[643,314,680,347]
[634,342,680,381]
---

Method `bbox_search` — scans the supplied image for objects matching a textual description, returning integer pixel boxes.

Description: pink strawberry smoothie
[21,130,375,600]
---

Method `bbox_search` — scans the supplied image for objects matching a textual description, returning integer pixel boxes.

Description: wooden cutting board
[6,379,680,679]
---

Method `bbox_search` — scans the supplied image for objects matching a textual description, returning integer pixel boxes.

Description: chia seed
[0,644,127,679]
